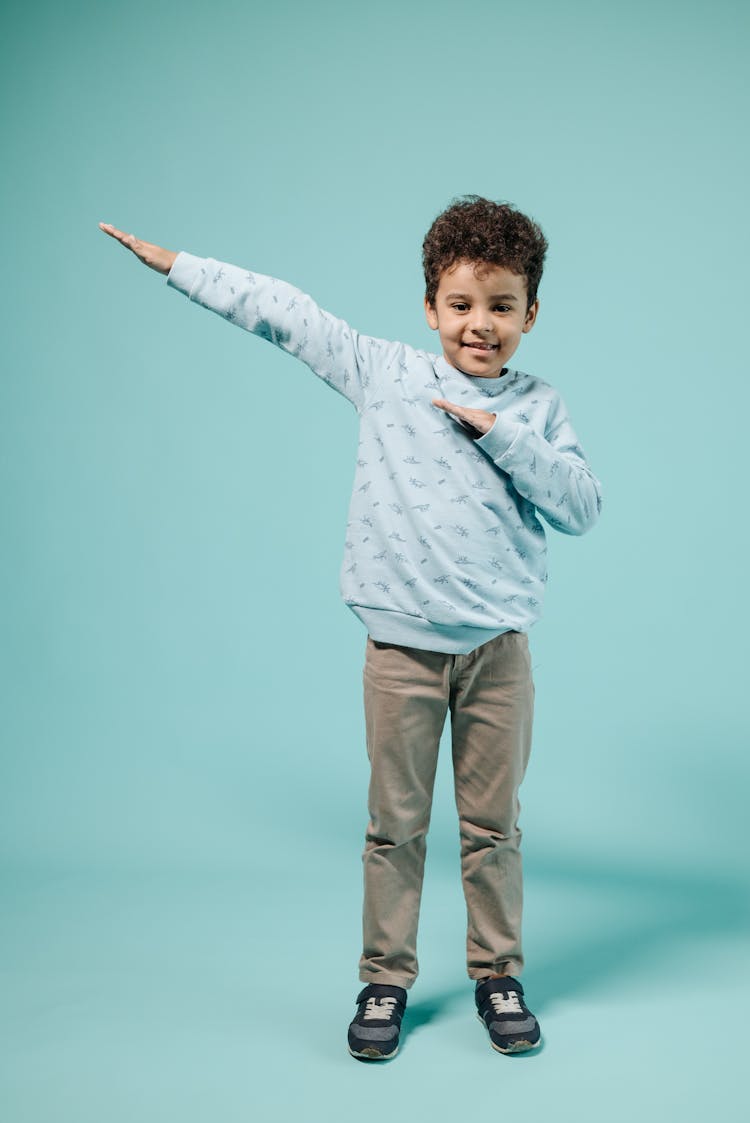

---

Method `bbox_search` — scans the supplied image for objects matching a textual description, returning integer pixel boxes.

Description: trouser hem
[468,962,523,981]
[358,970,416,990]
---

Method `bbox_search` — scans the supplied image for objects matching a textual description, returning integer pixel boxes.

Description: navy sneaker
[475,976,541,1054]
[348,983,407,1060]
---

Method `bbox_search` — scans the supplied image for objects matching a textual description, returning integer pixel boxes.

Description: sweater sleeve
[475,393,602,536]
[166,251,375,412]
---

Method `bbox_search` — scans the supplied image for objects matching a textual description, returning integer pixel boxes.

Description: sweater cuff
[475,415,523,464]
[166,251,205,296]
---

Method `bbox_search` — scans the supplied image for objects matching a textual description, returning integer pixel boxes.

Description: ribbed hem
[165,251,205,296]
[352,606,508,654]
[475,414,524,462]
[433,355,521,397]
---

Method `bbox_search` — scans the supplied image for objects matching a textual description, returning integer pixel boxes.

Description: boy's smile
[425,261,538,379]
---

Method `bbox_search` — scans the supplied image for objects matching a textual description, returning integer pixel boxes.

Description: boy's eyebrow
[444,291,519,302]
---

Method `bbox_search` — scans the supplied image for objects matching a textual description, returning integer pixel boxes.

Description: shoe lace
[363,996,398,1020]
[489,991,523,1015]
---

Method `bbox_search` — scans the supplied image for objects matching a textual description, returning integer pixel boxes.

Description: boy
[99,197,601,1060]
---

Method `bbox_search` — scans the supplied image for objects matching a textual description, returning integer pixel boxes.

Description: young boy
[99,197,601,1060]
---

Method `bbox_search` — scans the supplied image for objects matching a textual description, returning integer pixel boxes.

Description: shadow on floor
[517,857,747,1011]
[405,857,749,1024]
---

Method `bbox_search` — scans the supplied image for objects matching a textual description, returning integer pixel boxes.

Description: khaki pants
[359,630,534,988]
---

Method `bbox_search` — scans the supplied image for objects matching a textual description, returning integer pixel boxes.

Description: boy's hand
[432,399,496,438]
[98,222,178,275]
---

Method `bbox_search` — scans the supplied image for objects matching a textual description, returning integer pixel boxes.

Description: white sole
[476,1012,541,1054]
[348,1044,399,1061]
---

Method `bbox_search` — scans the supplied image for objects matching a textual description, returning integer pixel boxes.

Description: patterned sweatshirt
[166,253,602,653]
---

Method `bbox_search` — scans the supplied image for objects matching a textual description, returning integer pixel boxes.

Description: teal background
[2,0,749,1118]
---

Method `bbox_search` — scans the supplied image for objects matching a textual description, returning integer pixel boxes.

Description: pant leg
[449,630,535,980]
[359,636,450,989]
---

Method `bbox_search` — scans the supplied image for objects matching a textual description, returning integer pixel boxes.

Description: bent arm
[476,402,602,535]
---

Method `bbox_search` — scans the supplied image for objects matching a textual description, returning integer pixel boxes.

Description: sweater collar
[432,354,519,399]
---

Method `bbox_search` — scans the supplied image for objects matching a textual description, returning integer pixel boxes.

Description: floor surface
[2,851,748,1123]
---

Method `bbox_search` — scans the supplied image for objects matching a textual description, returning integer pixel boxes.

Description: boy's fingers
[433,398,462,417]
[432,398,494,437]
[99,222,175,275]
[99,222,126,240]
[99,223,141,252]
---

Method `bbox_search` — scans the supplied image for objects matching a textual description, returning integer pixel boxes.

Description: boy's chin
[450,354,507,379]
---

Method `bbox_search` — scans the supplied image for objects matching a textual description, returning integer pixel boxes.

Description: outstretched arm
[99,222,177,275]
[98,224,387,412]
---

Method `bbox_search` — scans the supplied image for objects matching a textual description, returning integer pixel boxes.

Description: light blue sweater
[167,253,602,653]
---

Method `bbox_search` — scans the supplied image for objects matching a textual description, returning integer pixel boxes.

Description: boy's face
[425,261,538,378]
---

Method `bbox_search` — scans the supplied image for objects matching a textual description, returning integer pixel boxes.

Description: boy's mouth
[462,342,498,351]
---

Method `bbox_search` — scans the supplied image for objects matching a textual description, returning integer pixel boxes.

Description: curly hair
[422,196,548,309]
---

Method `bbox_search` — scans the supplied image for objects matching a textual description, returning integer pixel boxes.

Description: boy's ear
[424,297,439,330]
[523,299,539,333]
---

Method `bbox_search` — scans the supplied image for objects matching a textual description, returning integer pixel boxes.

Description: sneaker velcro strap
[475,976,524,1000]
[356,983,407,1006]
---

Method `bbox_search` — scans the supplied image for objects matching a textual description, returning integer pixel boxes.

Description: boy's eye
[450,302,511,313]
